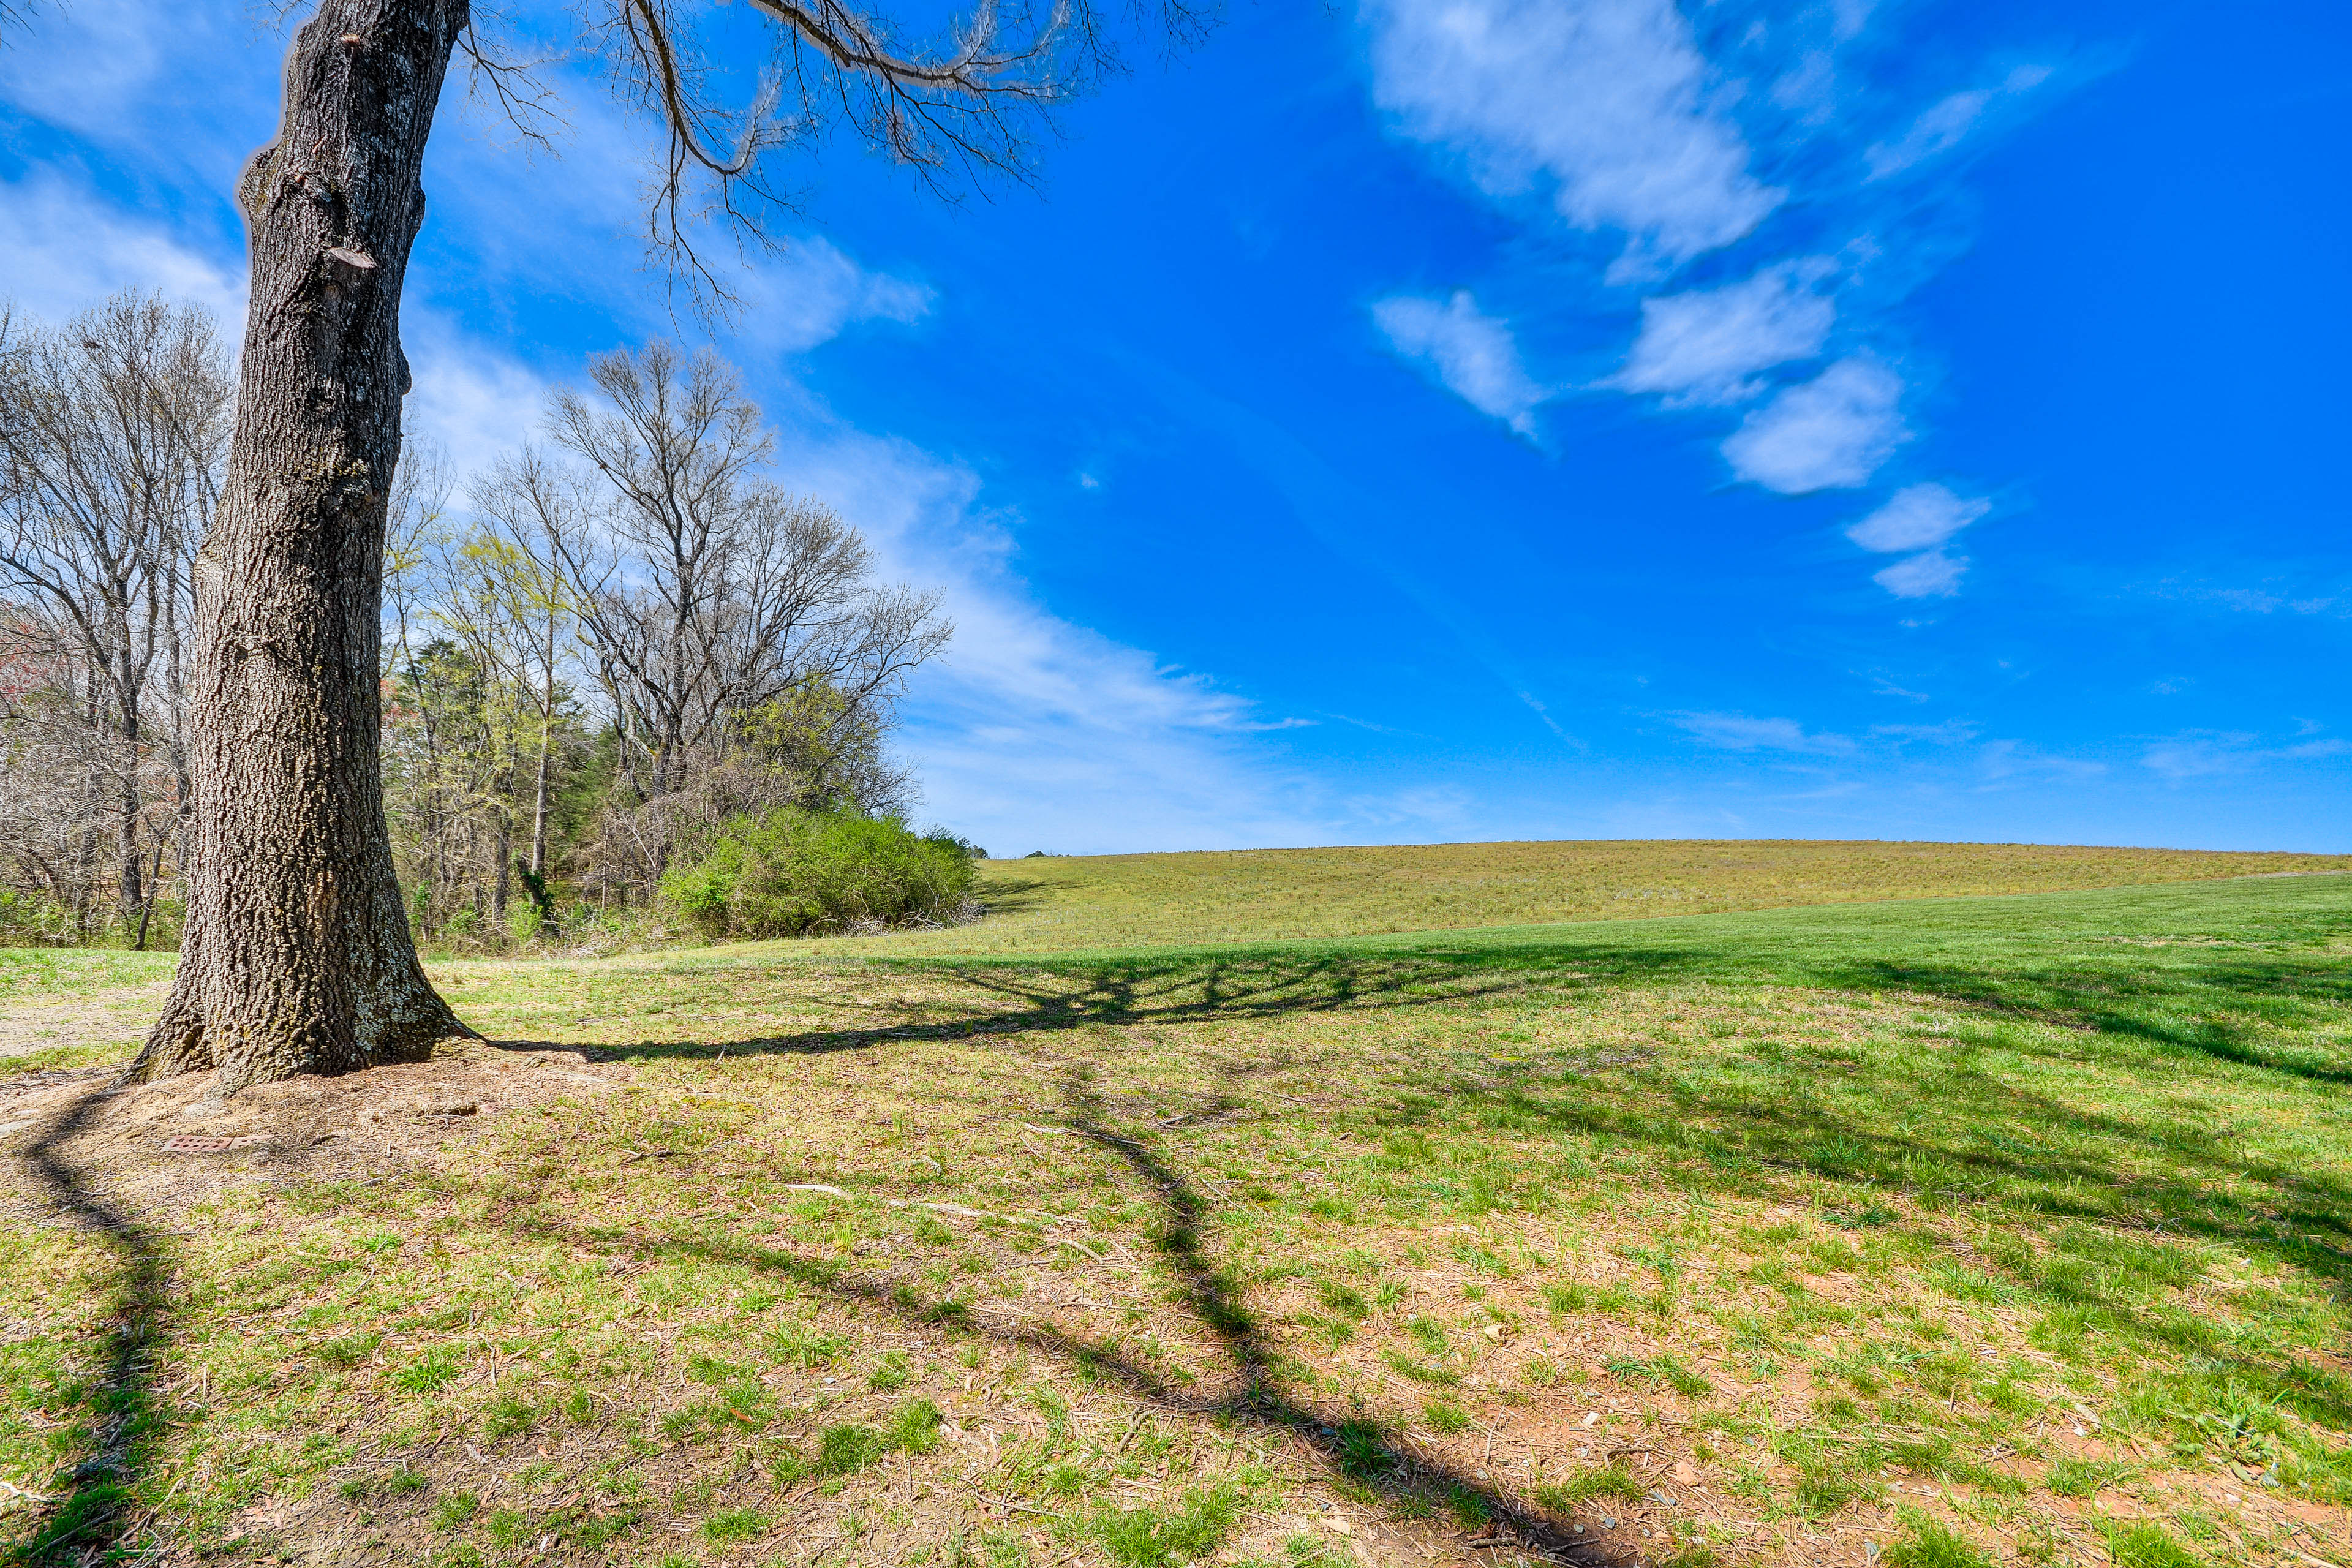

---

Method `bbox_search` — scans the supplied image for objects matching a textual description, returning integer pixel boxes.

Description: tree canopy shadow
[1803,952,2352,1084]
[956,874,1060,916]
[1398,1034,2352,1410]
[9,1087,172,1566]
[564,943,1705,1066]
[500,1072,1634,1566]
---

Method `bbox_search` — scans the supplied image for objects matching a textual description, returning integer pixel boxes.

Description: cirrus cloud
[1614,257,1838,405]
[1866,64,2056,180]
[1846,483,1990,600]
[1871,549,1967,599]
[1847,482,1990,552]
[1371,290,1550,435]
[1721,356,1909,493]
[1668,710,1856,755]
[1363,0,1782,279]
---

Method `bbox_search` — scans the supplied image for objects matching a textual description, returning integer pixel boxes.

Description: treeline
[1,294,972,950]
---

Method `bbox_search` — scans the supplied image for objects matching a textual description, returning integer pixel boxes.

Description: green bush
[0,886,183,949]
[660,809,977,938]
[0,886,67,943]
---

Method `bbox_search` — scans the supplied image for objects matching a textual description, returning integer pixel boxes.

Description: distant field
[6,843,2342,990]
[755,837,2352,960]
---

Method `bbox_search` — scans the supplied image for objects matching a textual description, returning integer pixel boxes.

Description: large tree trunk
[133,0,473,1089]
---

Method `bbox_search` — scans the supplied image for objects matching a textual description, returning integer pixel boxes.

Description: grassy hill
[5,851,2351,1568]
[755,837,2352,959]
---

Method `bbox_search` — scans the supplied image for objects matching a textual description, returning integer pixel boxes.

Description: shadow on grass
[530,922,2352,1425]
[563,944,1700,1066]
[1806,951,2352,1085]
[959,874,1060,918]
[511,1074,1628,1566]
[23,894,2340,1559]
[9,1087,172,1566]
[549,927,2352,1295]
[572,915,2352,1089]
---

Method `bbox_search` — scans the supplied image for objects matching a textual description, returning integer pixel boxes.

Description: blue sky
[4,0,2346,854]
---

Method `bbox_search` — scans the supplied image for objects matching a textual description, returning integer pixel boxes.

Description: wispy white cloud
[1516,690,1570,741]
[1355,2,2067,598]
[725,239,933,356]
[2143,734,2258,780]
[2156,579,2345,617]
[1371,290,1549,434]
[1613,258,1837,405]
[399,312,556,483]
[1866,64,2054,180]
[1976,740,2105,784]
[744,386,1385,854]
[1667,711,1856,755]
[1721,356,1908,492]
[0,147,1326,856]
[1847,482,1989,552]
[1871,719,1979,745]
[1844,482,1989,598]
[1871,549,1967,598]
[0,0,251,149]
[396,318,1351,854]
[404,239,926,484]
[1363,0,1781,279]
[0,172,244,326]
[2143,731,2352,781]
[1340,785,1477,834]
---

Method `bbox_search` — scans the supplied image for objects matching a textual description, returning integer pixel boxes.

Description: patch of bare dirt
[0,1039,622,1213]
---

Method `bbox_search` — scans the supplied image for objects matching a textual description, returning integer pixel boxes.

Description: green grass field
[848,838,2352,955]
[4,845,2351,1567]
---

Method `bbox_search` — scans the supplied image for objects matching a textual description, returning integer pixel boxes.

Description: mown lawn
[4,872,2350,1567]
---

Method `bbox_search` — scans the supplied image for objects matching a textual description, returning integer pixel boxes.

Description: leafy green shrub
[660,809,976,937]
[0,887,68,944]
[0,886,182,948]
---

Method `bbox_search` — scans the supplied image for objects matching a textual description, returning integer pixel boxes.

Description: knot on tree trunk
[322,246,378,283]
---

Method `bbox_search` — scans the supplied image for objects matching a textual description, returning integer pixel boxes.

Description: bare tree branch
[499,342,948,894]
[0,293,228,944]
[586,0,1213,301]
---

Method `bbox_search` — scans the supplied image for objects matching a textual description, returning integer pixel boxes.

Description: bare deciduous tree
[483,343,948,897]
[0,295,227,948]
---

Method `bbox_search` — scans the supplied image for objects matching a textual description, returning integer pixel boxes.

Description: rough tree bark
[132,0,473,1088]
